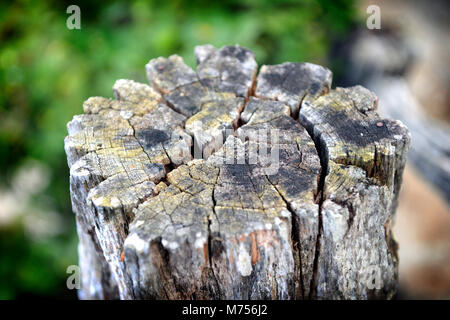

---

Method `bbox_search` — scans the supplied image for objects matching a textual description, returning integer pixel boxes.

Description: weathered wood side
[65,45,410,300]
[300,86,410,299]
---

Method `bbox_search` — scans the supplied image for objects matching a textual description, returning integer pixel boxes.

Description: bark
[64,45,410,300]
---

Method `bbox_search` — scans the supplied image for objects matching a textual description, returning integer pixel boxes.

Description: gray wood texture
[65,45,410,300]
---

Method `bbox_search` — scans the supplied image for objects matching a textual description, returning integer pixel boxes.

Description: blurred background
[0,0,448,299]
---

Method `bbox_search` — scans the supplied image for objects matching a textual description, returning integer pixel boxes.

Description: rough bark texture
[64,45,410,300]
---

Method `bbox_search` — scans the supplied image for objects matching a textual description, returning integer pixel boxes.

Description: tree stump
[64,45,410,300]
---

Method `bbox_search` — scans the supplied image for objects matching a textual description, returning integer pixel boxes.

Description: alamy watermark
[66,5,81,30]
[67,4,381,31]
[66,265,81,290]
[366,5,381,30]
[169,122,281,175]
[364,265,382,290]
[66,263,383,291]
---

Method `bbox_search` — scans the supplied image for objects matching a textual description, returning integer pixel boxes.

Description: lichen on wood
[64,44,410,300]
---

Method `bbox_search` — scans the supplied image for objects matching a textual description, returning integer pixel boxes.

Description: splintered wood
[65,45,410,300]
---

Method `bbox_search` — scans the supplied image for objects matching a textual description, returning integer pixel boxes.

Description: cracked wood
[65,45,410,300]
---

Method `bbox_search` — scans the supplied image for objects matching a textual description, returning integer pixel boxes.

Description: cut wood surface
[64,45,410,300]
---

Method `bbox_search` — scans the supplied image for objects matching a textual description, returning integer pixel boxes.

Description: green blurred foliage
[0,0,357,298]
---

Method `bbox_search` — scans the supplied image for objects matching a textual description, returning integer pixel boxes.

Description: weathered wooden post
[64,45,410,300]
